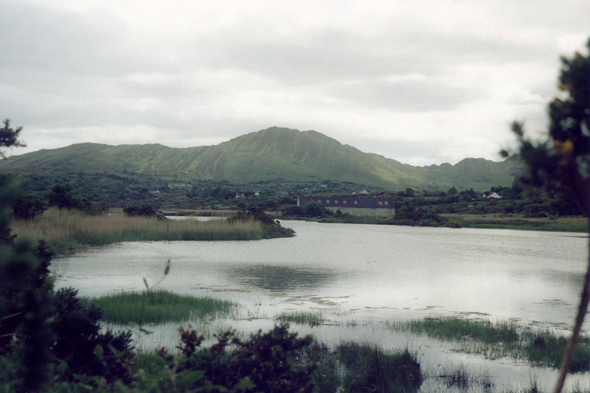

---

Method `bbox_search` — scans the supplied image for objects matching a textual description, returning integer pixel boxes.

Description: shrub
[281,205,304,217]
[1,178,134,392]
[135,324,315,393]
[123,204,159,217]
[229,208,294,237]
[303,200,332,217]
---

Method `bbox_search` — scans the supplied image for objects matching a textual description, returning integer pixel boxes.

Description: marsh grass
[300,342,422,393]
[12,208,271,254]
[337,342,422,392]
[86,289,238,324]
[392,318,590,372]
[276,311,325,327]
[434,364,494,391]
[400,318,520,345]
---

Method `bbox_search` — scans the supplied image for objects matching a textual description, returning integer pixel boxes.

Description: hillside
[0,127,522,190]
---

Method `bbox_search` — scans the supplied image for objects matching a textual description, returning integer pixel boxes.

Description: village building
[483,192,502,199]
[297,195,395,217]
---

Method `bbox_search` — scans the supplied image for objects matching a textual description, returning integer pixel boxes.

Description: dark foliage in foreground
[132,324,315,393]
[0,122,133,392]
[501,38,589,392]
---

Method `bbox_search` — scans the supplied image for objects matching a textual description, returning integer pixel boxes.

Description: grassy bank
[312,215,451,228]
[299,213,588,233]
[12,208,292,255]
[443,214,588,233]
[86,289,238,324]
[391,318,590,372]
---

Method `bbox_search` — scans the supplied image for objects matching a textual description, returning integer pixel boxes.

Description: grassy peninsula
[12,208,293,255]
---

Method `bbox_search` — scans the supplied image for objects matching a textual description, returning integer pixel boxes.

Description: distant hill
[0,126,523,190]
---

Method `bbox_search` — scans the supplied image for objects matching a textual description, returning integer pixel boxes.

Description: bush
[135,324,315,393]
[303,200,332,217]
[123,204,159,217]
[229,208,294,238]
[281,205,304,217]
[0,179,133,392]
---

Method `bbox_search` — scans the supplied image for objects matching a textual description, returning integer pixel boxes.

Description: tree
[447,186,458,196]
[0,119,25,158]
[502,38,589,393]
[303,200,331,217]
[0,121,133,391]
[48,183,81,209]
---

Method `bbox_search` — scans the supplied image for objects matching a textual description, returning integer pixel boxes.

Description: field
[12,208,280,255]
[444,214,588,232]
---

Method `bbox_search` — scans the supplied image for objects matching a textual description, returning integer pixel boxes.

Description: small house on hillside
[483,192,502,199]
[297,195,395,217]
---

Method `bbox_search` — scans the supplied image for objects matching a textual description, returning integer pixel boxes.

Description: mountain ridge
[0,127,522,191]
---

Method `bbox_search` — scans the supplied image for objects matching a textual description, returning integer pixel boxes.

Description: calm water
[54,221,590,391]
[56,221,588,327]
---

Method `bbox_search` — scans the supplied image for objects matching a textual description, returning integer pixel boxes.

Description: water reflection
[226,265,339,292]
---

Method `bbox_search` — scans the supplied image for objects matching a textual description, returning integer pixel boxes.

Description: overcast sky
[1,0,588,166]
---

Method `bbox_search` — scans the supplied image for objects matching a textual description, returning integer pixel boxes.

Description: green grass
[464,221,587,232]
[275,311,325,326]
[392,318,590,373]
[444,214,588,233]
[401,317,519,345]
[86,289,238,325]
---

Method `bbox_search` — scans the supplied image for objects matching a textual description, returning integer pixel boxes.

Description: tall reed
[12,208,268,254]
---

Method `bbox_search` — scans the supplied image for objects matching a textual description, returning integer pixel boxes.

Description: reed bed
[86,289,238,325]
[390,318,590,372]
[12,208,268,254]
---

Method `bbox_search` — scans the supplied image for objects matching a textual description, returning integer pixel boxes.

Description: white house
[484,192,502,199]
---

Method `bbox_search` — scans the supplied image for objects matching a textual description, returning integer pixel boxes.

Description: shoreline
[13,208,294,256]
[280,214,588,233]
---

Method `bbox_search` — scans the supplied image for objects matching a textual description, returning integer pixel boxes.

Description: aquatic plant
[276,311,325,327]
[86,289,238,325]
[337,342,422,392]
[393,318,590,372]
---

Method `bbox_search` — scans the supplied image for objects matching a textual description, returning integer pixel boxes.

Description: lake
[55,221,590,392]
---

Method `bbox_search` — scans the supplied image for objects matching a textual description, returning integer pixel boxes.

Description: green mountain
[0,127,522,190]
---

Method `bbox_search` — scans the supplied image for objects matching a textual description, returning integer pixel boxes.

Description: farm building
[297,195,395,217]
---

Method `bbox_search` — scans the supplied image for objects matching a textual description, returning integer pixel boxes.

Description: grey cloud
[194,25,565,87]
[324,79,481,112]
[0,1,133,76]
[0,0,588,165]
[344,138,463,166]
